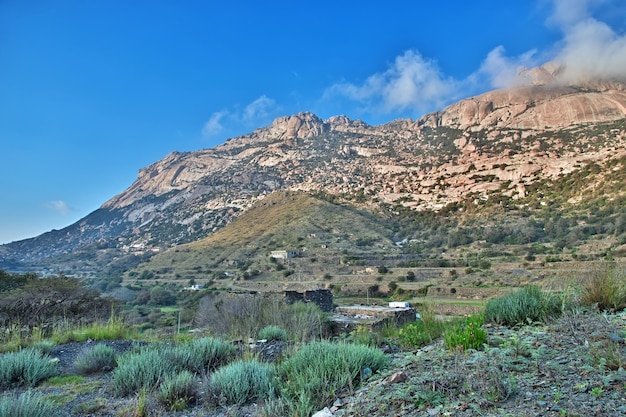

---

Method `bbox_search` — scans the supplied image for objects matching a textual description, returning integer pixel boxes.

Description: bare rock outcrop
[424,80,626,131]
[269,112,329,139]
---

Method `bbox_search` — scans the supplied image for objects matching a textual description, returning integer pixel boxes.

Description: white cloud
[201,111,227,137]
[202,96,278,138]
[45,200,71,215]
[325,50,459,114]
[243,95,276,120]
[476,46,539,89]
[555,16,626,82]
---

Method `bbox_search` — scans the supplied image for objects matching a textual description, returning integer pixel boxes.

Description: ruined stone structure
[284,289,334,312]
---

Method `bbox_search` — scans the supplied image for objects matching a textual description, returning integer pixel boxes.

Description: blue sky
[1,0,626,244]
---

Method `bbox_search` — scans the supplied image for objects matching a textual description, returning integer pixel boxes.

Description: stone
[386,371,408,384]
[312,407,333,417]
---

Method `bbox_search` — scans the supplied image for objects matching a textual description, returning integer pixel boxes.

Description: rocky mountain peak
[268,112,328,139]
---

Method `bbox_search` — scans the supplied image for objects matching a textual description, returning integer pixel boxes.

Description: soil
[3,309,626,417]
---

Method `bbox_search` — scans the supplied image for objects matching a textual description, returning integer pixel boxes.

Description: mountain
[2,78,626,278]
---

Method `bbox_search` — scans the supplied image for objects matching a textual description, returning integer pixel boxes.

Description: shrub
[0,348,57,389]
[168,337,236,374]
[278,341,388,416]
[349,325,381,347]
[157,370,198,411]
[399,304,443,348]
[580,263,626,311]
[210,360,276,405]
[0,391,62,417]
[258,325,287,342]
[443,313,487,352]
[484,286,562,326]
[72,344,117,375]
[111,347,177,396]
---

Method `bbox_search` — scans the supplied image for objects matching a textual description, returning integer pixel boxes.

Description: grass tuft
[73,343,117,375]
[0,391,62,417]
[210,360,276,405]
[157,370,198,411]
[0,348,57,389]
[580,263,626,311]
[484,285,561,326]
[278,341,388,416]
[258,325,288,342]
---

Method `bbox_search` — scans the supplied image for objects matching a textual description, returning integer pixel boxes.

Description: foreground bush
[73,343,117,375]
[157,370,198,411]
[112,337,236,398]
[278,341,388,416]
[399,304,443,348]
[444,313,487,352]
[580,263,626,311]
[0,391,61,417]
[210,360,276,405]
[484,286,561,326]
[168,337,236,374]
[0,348,57,389]
[111,347,177,396]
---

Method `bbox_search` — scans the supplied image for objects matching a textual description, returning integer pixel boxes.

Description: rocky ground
[4,309,626,417]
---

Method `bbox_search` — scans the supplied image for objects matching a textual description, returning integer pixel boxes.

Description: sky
[1,0,626,244]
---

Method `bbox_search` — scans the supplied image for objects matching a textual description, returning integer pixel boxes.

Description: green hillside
[126,191,399,287]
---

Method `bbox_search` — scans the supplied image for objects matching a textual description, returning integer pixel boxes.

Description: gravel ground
[3,310,626,416]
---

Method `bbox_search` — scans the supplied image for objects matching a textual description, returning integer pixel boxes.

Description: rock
[428,80,626,131]
[386,371,408,384]
[427,406,441,416]
[312,407,333,417]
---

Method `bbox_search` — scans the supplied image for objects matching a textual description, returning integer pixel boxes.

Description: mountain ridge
[3,79,626,276]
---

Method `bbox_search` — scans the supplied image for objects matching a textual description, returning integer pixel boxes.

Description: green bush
[168,337,236,374]
[73,344,117,375]
[580,263,626,311]
[484,286,561,326]
[110,347,177,396]
[210,360,276,405]
[258,325,287,342]
[399,305,443,348]
[278,341,388,416]
[443,313,487,352]
[0,348,57,389]
[157,370,198,411]
[0,391,62,417]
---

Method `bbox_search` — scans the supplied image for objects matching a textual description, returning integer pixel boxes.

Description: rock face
[422,81,626,131]
[3,79,626,268]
